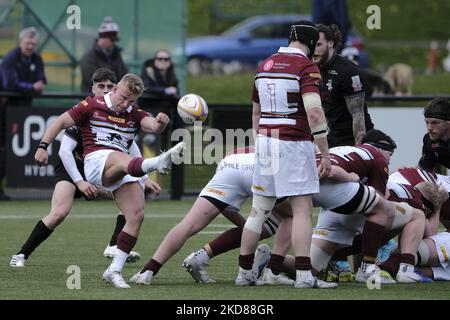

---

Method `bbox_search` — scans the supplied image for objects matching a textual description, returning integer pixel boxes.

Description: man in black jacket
[313,24,374,148]
[79,17,128,92]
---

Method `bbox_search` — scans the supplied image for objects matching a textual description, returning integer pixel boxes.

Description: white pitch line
[198,231,226,235]
[208,224,233,228]
[0,213,195,220]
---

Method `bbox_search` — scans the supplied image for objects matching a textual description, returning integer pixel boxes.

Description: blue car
[186,14,310,75]
[185,14,369,75]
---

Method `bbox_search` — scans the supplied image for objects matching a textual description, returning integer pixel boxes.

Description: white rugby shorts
[252,135,319,197]
[199,153,254,209]
[313,181,359,210]
[313,209,366,246]
[84,149,144,192]
[430,232,450,268]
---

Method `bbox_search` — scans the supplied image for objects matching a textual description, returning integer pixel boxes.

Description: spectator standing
[312,0,351,48]
[313,24,374,147]
[79,16,128,92]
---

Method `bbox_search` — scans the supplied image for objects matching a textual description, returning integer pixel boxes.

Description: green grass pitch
[1,199,449,300]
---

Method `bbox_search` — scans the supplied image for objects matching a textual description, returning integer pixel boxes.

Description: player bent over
[129,150,287,285]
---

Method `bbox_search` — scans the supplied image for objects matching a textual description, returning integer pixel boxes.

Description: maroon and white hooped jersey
[388,167,436,187]
[320,144,389,194]
[67,93,149,157]
[388,167,450,224]
[387,183,426,214]
[252,47,321,141]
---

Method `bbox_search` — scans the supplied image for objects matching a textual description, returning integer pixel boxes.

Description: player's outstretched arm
[140,112,169,133]
[35,112,76,166]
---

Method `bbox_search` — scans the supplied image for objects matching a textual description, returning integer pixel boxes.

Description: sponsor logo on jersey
[313,229,328,236]
[108,116,126,124]
[309,72,321,79]
[326,79,333,91]
[252,184,266,192]
[263,60,274,71]
[351,75,363,92]
[95,99,106,105]
[440,245,448,262]
[329,69,338,75]
[273,62,290,69]
[207,188,225,196]
[81,100,88,106]
[395,204,406,214]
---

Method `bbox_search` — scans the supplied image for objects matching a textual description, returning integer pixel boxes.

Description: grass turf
[0,200,449,300]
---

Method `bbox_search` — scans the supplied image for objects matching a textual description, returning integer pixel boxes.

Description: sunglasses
[156,57,171,61]
[96,83,115,89]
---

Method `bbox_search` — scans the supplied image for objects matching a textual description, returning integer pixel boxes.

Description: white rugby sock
[296,270,313,279]
[141,156,160,173]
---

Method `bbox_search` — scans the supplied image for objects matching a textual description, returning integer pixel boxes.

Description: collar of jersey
[104,92,132,114]
[278,46,307,57]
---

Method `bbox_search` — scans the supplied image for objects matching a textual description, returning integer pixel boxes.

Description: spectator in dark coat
[79,16,128,93]
[141,49,179,98]
[138,49,179,157]
[0,27,47,200]
[0,26,47,96]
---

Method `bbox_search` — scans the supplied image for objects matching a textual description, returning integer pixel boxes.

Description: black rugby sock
[109,214,126,246]
[19,220,53,259]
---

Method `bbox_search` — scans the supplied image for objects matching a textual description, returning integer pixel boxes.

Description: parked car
[186,14,309,75]
[185,14,368,75]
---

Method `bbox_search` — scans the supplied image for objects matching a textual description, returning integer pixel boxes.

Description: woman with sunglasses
[139,50,180,156]
[141,49,179,98]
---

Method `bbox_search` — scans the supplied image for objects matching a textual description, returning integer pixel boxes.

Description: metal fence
[0,0,187,92]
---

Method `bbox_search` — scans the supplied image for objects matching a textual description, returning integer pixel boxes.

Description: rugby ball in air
[177,93,208,124]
